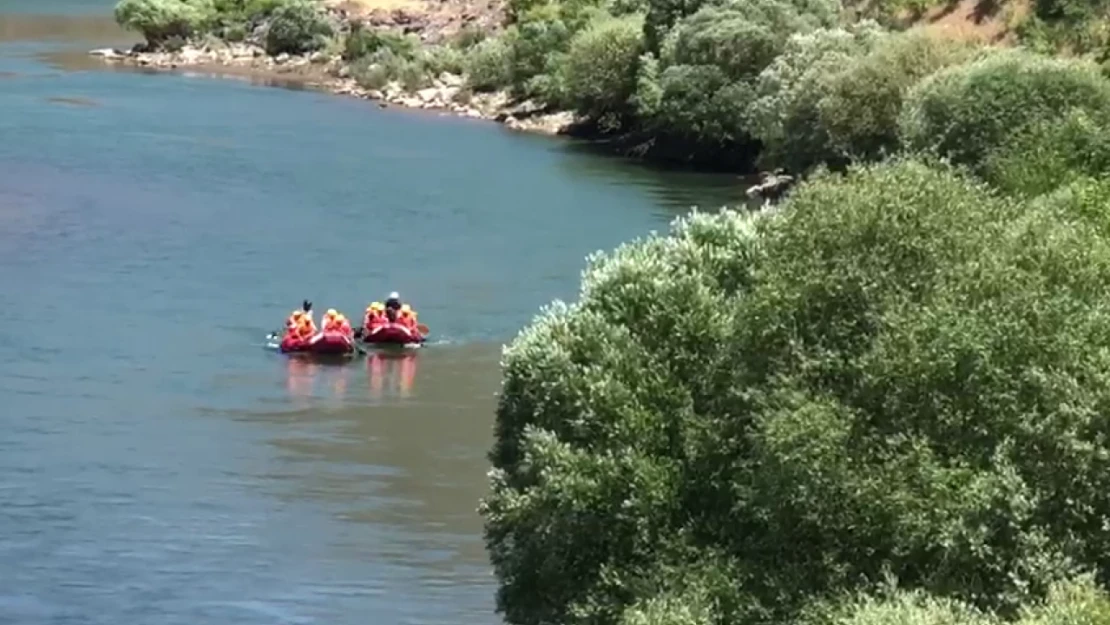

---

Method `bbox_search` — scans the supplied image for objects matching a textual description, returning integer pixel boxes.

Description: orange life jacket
[399,310,417,329]
[364,310,384,329]
[297,318,317,338]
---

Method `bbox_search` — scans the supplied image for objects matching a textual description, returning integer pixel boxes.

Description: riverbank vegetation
[485,153,1110,622]
[111,0,1110,177]
[473,0,1110,623]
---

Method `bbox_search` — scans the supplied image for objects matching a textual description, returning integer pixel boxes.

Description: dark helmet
[385,291,401,310]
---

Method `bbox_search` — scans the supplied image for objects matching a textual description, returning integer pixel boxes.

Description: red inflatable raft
[280,330,356,355]
[360,322,425,346]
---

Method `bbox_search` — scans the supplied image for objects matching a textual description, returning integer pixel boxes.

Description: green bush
[484,157,1110,625]
[343,22,419,60]
[465,34,514,91]
[114,0,215,45]
[661,6,781,80]
[631,0,841,155]
[804,587,998,625]
[899,49,1110,169]
[1027,177,1110,240]
[451,24,489,49]
[635,62,754,144]
[349,47,435,90]
[223,22,247,40]
[660,0,840,79]
[981,109,1110,198]
[263,0,333,56]
[202,0,284,36]
[509,8,575,94]
[560,14,645,123]
[420,44,467,77]
[816,30,978,164]
[503,0,614,96]
[802,577,1110,625]
[745,24,881,171]
[350,56,392,89]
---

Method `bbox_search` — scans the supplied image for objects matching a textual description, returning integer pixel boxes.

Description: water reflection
[217,345,501,621]
[282,351,420,403]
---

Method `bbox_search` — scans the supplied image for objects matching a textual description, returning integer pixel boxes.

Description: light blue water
[0,3,744,624]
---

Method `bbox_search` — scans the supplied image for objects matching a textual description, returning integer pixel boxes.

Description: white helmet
[388,291,399,299]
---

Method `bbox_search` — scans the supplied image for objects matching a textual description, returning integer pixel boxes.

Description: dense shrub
[745,25,881,171]
[343,21,419,61]
[263,0,333,56]
[207,0,283,33]
[816,30,977,163]
[465,34,515,90]
[981,110,1110,198]
[114,0,215,45]
[507,7,575,95]
[629,0,840,158]
[483,157,1110,625]
[559,14,645,125]
[661,6,782,80]
[802,577,1110,625]
[899,50,1110,169]
[350,44,464,91]
[660,0,840,78]
[635,62,754,145]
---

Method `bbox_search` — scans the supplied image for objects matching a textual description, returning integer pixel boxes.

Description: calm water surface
[0,3,743,623]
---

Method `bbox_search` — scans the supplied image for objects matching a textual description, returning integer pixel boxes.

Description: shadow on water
[554,138,763,215]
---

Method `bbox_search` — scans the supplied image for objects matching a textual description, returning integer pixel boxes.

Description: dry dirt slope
[322,0,506,41]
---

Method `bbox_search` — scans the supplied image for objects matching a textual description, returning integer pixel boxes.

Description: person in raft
[382,292,420,327]
[283,300,316,338]
[364,302,386,331]
[284,309,304,335]
[384,291,402,313]
[297,311,317,339]
[399,304,418,330]
[336,313,353,336]
[321,309,354,336]
[284,308,318,341]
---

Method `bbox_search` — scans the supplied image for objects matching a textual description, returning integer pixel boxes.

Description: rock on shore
[89,43,575,136]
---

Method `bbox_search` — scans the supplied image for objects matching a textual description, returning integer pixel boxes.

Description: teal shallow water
[0,4,743,624]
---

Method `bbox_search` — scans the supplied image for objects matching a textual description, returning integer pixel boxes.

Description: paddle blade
[416,323,430,336]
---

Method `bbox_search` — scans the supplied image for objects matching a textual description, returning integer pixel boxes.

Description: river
[0,3,742,623]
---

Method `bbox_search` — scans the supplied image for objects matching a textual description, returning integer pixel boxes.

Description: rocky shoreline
[89,42,576,136]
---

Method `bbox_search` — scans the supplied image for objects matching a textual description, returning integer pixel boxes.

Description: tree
[745,24,882,171]
[815,30,977,164]
[483,157,1110,625]
[114,0,215,45]
[262,0,333,56]
[899,49,1110,169]
[560,14,646,126]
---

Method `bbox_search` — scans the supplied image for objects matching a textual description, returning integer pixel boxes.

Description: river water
[0,3,741,623]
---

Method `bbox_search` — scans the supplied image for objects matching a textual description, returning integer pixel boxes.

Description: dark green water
[0,3,743,623]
